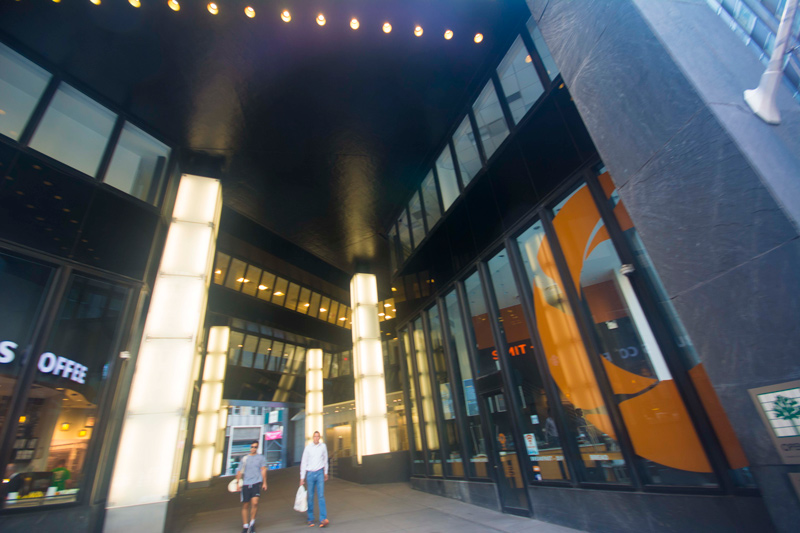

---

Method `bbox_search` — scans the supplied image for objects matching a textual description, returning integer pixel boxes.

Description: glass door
[481,389,530,516]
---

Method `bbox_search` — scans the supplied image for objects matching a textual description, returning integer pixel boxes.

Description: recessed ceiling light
[385,316,392,319]
[274,291,284,296]
[244,6,255,18]
[384,303,392,307]
[474,33,484,43]
[304,303,310,307]
[207,2,218,15]
[319,308,327,312]
[129,0,140,7]
[414,26,423,37]
[168,0,180,12]
[379,312,385,317]
[258,285,267,290]
[350,18,359,30]
[281,10,291,23]
[214,269,221,274]
[444,29,453,40]
[339,317,346,321]
[525,55,532,63]
[383,22,392,33]
[90,0,101,5]
[317,14,326,26]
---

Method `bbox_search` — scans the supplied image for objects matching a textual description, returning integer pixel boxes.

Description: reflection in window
[327,301,339,324]
[497,36,545,125]
[257,272,276,302]
[241,335,258,368]
[398,209,412,260]
[255,338,271,370]
[297,287,311,315]
[336,305,347,326]
[224,259,247,291]
[213,252,230,286]
[284,283,300,312]
[413,317,441,475]
[104,122,170,204]
[241,265,262,297]
[271,277,288,306]
[9,275,127,508]
[487,248,569,480]
[0,43,51,141]
[268,342,284,372]
[318,297,331,321]
[435,146,460,212]
[30,83,116,178]
[388,224,399,272]
[443,291,488,478]
[452,116,481,187]
[402,328,426,475]
[409,191,425,248]
[228,331,244,365]
[464,271,498,376]
[307,292,321,319]
[427,305,462,477]
[420,171,441,231]
[527,18,559,81]
[472,80,509,161]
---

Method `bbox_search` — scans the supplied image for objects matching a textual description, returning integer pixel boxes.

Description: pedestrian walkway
[169,466,582,532]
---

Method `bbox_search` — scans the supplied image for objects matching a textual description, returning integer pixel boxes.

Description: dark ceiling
[0,0,531,281]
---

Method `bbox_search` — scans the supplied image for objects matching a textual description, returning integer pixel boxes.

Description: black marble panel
[621,107,797,298]
[528,486,774,533]
[751,465,800,533]
[671,239,800,463]
[465,174,503,254]
[411,477,501,513]
[560,1,705,188]
[536,0,625,87]
[488,141,539,234]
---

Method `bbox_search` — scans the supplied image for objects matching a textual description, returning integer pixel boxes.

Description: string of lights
[46,0,487,43]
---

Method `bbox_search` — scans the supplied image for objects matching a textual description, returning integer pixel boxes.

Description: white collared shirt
[300,441,328,479]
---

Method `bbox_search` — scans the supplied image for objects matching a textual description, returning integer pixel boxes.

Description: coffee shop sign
[0,341,88,384]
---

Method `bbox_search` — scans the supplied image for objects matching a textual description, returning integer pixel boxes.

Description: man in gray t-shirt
[235,441,268,533]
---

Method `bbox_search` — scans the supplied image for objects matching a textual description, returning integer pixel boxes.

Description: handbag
[227,455,249,493]
[294,485,308,512]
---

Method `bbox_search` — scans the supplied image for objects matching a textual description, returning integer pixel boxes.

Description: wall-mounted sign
[264,429,283,441]
[523,433,539,456]
[749,380,800,464]
[0,341,88,384]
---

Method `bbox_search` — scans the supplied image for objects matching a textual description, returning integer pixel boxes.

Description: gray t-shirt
[237,453,267,485]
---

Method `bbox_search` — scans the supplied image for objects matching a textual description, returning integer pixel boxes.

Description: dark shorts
[240,483,261,503]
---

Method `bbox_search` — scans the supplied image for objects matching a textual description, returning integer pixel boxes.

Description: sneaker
[242,528,248,533]
[249,526,256,533]
[319,519,329,528]
[307,522,316,527]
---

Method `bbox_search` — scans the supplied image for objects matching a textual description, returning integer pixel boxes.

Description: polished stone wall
[410,477,501,512]
[528,1,800,531]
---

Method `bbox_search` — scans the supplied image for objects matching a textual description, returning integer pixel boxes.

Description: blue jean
[306,469,327,522]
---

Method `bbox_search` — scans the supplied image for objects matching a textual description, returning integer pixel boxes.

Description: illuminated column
[350,273,390,463]
[105,174,221,532]
[188,326,230,483]
[305,348,324,442]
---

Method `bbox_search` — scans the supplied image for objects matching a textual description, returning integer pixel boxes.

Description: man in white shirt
[300,430,329,527]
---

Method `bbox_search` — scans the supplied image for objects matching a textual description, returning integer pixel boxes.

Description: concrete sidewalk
[169,466,582,532]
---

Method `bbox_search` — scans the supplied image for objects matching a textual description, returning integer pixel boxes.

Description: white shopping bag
[294,485,308,512]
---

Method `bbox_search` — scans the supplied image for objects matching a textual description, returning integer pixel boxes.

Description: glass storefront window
[255,338,271,370]
[228,331,244,365]
[413,317,441,475]
[318,297,331,322]
[327,301,339,324]
[0,252,54,438]
[551,183,716,486]
[420,171,441,231]
[594,169,754,486]
[268,342,285,372]
[213,252,230,286]
[7,274,127,508]
[526,18,560,81]
[452,117,481,187]
[335,305,347,327]
[472,80,509,161]
[241,335,258,368]
[257,272,276,302]
[401,328,426,475]
[486,249,569,481]
[464,271,498,376]
[409,191,425,248]
[271,277,288,306]
[443,291,488,478]
[0,43,51,141]
[516,219,631,484]
[497,36,545,125]
[388,224,399,272]
[307,292,321,319]
[103,121,170,204]
[30,83,116,178]
[427,305,462,477]
[435,146,460,212]
[398,209,412,259]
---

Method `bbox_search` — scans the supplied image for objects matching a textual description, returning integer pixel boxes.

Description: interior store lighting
[168,0,180,12]
[383,22,392,33]
[129,0,140,7]
[444,29,453,40]
[207,2,218,15]
[61,423,70,431]
[474,33,484,43]
[189,326,230,482]
[90,0,101,5]
[350,18,359,30]
[244,6,255,18]
[306,349,324,442]
[317,14,326,26]
[107,174,221,529]
[281,10,291,22]
[350,273,390,463]
[414,26,423,37]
